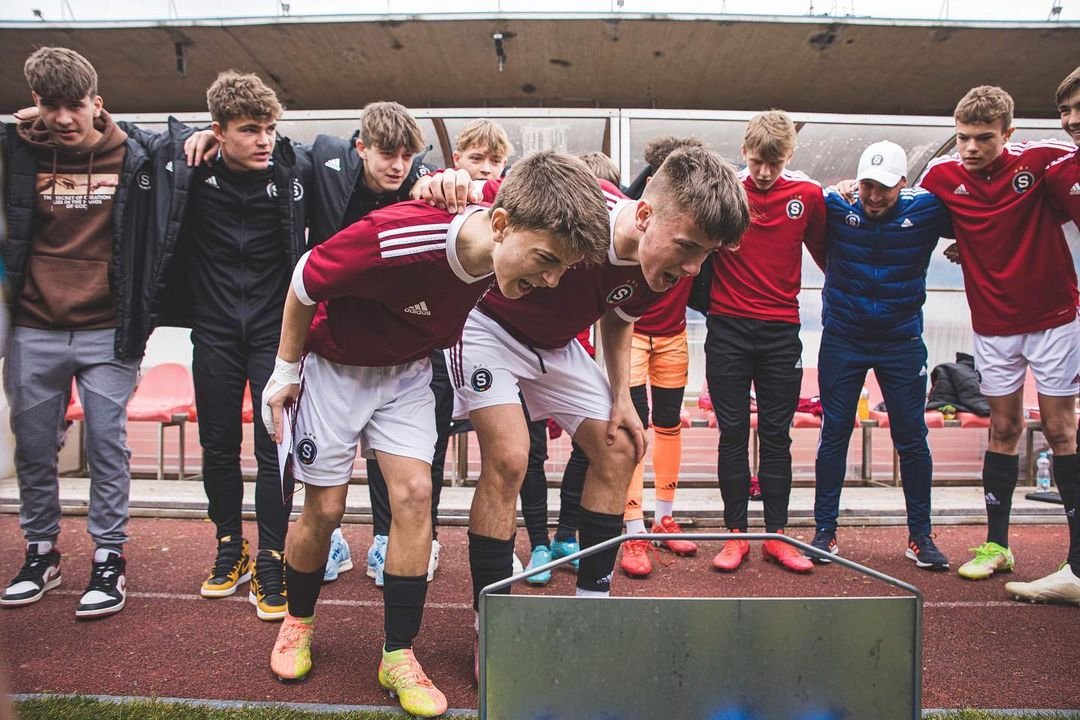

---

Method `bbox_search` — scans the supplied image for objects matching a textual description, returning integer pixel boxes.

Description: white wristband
[261,357,301,437]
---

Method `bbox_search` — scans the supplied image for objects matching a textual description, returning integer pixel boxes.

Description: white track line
[49,589,1055,610]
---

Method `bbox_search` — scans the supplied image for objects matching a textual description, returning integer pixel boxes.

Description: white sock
[30,541,53,555]
[625,518,647,535]
[654,500,674,522]
[93,548,119,563]
[575,587,610,598]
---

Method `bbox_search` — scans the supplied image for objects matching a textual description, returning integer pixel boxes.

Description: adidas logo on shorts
[404,301,431,316]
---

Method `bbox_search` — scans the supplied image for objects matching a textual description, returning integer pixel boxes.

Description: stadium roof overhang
[0,13,1076,117]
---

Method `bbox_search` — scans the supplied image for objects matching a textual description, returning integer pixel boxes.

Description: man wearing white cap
[809,141,954,569]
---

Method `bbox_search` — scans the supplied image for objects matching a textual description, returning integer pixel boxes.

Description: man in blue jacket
[809,141,953,570]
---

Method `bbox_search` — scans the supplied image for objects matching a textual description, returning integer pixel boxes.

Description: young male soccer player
[261,151,610,717]
[1003,67,1080,604]
[707,111,826,575]
[618,137,707,579]
[364,118,515,587]
[918,86,1078,583]
[122,71,311,619]
[0,47,152,618]
[189,101,441,584]
[435,148,748,665]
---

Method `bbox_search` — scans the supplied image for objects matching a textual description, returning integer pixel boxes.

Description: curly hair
[206,70,283,126]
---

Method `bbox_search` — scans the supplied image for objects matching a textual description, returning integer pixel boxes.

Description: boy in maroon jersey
[707,110,826,575]
[258,151,609,716]
[430,148,748,676]
[919,86,1079,585]
[1004,69,1080,604]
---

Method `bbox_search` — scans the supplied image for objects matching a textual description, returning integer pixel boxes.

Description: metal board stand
[479,532,922,720]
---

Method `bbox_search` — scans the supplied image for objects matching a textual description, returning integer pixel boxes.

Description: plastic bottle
[1035,451,1052,492]
[857,387,870,420]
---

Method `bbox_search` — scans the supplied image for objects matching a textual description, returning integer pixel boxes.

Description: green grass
[14,697,448,720]
[14,698,1080,720]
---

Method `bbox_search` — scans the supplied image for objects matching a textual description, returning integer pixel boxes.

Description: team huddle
[1,45,1078,718]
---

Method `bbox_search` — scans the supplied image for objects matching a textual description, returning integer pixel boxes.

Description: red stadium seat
[126,363,197,481]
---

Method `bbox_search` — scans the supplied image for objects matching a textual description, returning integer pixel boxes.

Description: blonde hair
[578,151,620,185]
[360,101,424,153]
[456,119,514,159]
[1056,66,1080,107]
[643,147,750,250]
[954,86,1014,131]
[742,110,797,163]
[206,70,283,126]
[24,46,97,100]
[493,151,610,266]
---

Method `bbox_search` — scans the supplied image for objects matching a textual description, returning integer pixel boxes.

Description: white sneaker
[426,539,441,582]
[366,534,388,588]
[1004,564,1080,606]
[512,553,524,575]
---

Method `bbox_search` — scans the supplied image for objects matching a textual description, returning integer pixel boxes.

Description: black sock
[383,572,428,652]
[982,451,1018,547]
[1053,453,1080,574]
[577,507,623,594]
[468,532,514,611]
[285,562,325,618]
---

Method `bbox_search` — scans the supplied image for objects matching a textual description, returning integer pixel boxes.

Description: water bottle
[1035,452,1052,492]
[857,387,870,420]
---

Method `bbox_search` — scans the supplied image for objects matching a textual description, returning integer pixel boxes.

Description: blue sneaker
[525,545,553,586]
[323,528,353,583]
[550,538,580,571]
[366,534,387,588]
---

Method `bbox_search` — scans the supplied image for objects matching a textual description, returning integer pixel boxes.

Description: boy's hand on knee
[608,397,647,462]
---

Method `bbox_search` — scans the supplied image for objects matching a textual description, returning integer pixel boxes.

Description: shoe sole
[762,551,813,574]
[905,549,949,571]
[525,572,551,586]
[652,540,697,557]
[1008,592,1080,606]
[807,545,839,565]
[621,566,652,578]
[712,554,748,572]
[382,688,446,718]
[249,592,287,621]
[958,565,1014,580]
[273,668,311,684]
[0,574,62,607]
[201,570,252,598]
[75,597,125,619]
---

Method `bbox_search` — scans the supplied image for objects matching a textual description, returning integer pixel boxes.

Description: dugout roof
[0,12,1076,116]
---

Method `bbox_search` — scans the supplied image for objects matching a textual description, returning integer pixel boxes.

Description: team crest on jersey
[267,179,305,202]
[606,283,635,304]
[296,438,318,465]
[471,368,494,392]
[845,213,860,227]
[786,199,805,219]
[1011,171,1034,194]
[136,171,152,191]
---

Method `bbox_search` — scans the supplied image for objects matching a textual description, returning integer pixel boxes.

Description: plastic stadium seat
[241,382,254,424]
[126,363,197,481]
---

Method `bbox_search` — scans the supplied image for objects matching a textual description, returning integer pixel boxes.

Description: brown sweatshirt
[15,112,128,330]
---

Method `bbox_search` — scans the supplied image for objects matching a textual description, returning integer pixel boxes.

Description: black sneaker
[249,550,287,621]
[1,544,62,607]
[906,533,949,571]
[200,535,251,598]
[75,552,127,619]
[806,529,839,564]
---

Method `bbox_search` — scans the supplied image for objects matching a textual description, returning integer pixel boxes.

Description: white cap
[856,141,907,188]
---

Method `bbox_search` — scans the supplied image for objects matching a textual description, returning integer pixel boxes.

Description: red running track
[0,516,1075,711]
